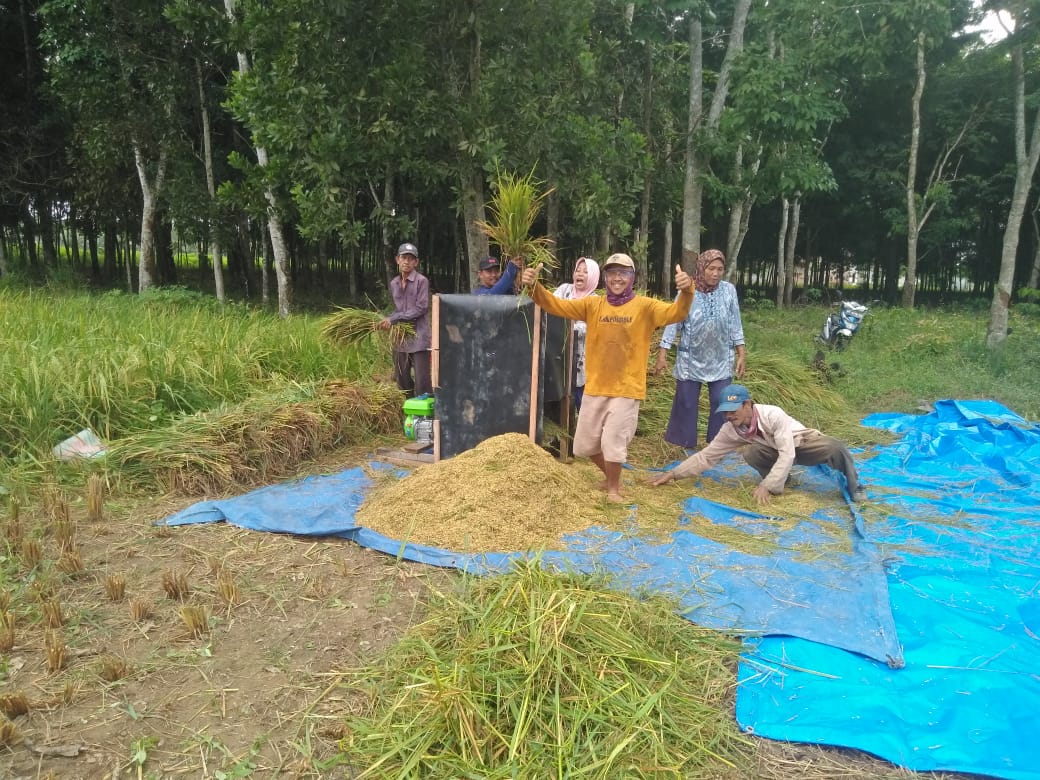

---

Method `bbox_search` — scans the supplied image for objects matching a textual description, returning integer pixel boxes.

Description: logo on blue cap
[715,384,751,412]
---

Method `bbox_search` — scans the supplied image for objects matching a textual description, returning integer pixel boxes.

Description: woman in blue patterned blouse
[653,249,746,449]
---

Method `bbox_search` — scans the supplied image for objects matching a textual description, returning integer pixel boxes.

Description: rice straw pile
[358,431,857,556]
[338,559,754,779]
[110,379,403,494]
[357,433,621,553]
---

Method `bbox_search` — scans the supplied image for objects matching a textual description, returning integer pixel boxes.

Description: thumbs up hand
[674,263,692,292]
[521,263,543,287]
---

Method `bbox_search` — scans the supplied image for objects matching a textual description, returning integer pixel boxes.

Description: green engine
[402,394,435,445]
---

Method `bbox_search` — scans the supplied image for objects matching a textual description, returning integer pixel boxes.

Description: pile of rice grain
[356,433,616,553]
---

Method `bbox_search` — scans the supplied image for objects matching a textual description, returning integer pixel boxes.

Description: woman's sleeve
[728,284,745,346]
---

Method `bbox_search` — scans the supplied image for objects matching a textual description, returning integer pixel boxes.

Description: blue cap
[715,383,751,413]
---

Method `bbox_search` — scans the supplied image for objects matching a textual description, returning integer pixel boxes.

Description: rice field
[0,287,396,494]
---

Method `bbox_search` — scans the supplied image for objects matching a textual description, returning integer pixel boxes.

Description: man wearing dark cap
[651,383,866,504]
[473,255,521,295]
[378,242,432,396]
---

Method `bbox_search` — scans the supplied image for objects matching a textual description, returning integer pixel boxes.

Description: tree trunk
[0,231,7,278]
[682,0,751,272]
[37,197,57,267]
[21,204,39,267]
[1029,212,1040,289]
[125,237,135,293]
[989,42,1040,348]
[262,228,272,307]
[661,208,673,297]
[224,0,292,317]
[197,59,225,303]
[103,223,115,280]
[903,33,927,309]
[546,188,560,258]
[69,204,80,266]
[460,167,488,287]
[776,198,789,308]
[681,14,703,269]
[784,197,800,305]
[659,137,674,297]
[132,142,168,293]
[726,141,762,282]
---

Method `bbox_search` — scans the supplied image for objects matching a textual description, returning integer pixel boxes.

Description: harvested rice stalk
[0,612,14,651]
[179,605,209,638]
[0,718,21,747]
[129,598,152,622]
[476,168,557,270]
[161,570,189,601]
[86,474,105,522]
[98,655,132,683]
[45,631,65,673]
[104,574,126,602]
[339,559,754,778]
[0,692,28,718]
[320,307,415,349]
[42,599,63,628]
[109,379,402,495]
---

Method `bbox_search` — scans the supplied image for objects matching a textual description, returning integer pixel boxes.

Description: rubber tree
[720,2,847,300]
[987,2,1040,347]
[221,0,294,317]
[680,0,751,268]
[890,0,974,308]
[41,0,192,293]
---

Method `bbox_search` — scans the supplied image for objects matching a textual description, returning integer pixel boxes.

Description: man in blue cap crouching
[650,383,866,504]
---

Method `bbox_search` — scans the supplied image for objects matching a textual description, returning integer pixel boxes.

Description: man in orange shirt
[522,253,693,501]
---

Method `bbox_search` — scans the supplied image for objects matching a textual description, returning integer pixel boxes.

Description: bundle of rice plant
[338,559,754,778]
[320,308,415,350]
[108,379,402,494]
[476,168,557,270]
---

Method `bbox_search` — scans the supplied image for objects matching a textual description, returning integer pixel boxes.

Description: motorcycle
[816,300,868,351]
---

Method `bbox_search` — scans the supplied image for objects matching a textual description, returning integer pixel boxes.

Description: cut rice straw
[476,168,557,270]
[337,558,755,779]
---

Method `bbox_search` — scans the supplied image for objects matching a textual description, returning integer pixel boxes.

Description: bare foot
[606,491,625,503]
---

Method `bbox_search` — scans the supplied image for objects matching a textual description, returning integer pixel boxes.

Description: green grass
[741,301,1040,421]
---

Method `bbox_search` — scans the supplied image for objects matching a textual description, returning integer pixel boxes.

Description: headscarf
[572,257,600,299]
[694,249,726,294]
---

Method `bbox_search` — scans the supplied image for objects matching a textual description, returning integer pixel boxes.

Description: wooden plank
[402,441,432,453]
[374,447,435,466]
[529,302,541,442]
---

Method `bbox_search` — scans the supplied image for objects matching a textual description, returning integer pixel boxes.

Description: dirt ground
[1,447,973,780]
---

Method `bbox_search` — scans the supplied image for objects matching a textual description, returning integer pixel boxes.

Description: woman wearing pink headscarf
[552,257,601,409]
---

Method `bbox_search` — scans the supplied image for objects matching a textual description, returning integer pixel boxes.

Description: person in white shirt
[650,383,866,504]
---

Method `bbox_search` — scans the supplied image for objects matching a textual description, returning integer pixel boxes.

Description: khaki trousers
[743,432,860,494]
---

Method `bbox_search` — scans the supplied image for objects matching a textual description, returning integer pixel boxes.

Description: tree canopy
[1,0,1035,326]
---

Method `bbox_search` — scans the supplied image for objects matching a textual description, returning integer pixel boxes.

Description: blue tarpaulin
[735,400,1040,780]
[162,398,1039,778]
[164,461,899,665]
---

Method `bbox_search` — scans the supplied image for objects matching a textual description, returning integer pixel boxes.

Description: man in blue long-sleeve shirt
[473,255,521,295]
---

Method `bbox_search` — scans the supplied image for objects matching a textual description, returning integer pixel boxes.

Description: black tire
[835,334,850,352]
